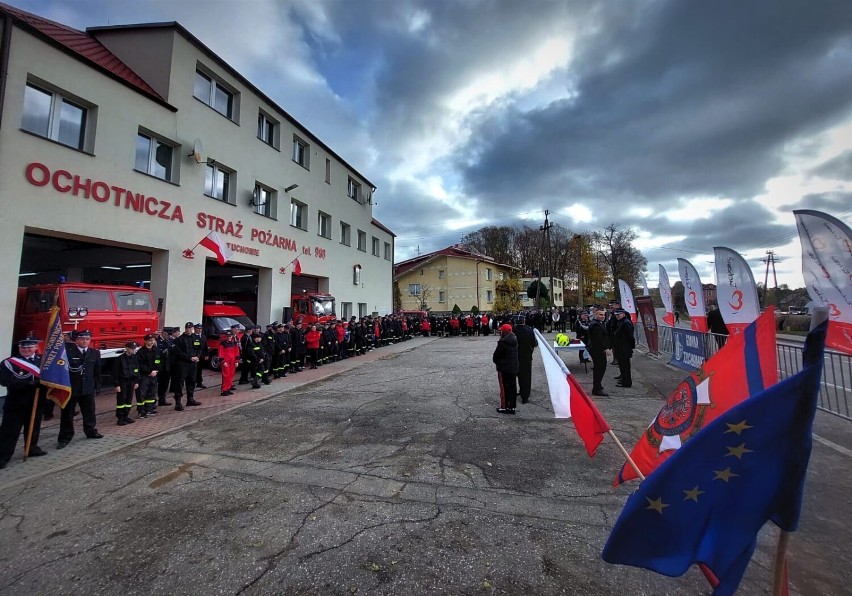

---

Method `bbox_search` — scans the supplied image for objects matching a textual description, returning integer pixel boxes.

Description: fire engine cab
[290,293,336,325]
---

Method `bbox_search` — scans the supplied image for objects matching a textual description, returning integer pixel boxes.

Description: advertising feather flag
[39,307,72,408]
[614,308,777,485]
[199,231,234,265]
[794,210,852,354]
[617,279,637,323]
[638,272,650,296]
[714,246,761,336]
[659,265,675,326]
[678,258,708,332]
[603,320,826,596]
[534,329,610,456]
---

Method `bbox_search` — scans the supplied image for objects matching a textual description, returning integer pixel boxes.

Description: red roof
[0,2,167,105]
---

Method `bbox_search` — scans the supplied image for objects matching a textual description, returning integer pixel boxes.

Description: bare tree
[592,223,647,302]
[459,226,517,265]
[416,284,433,311]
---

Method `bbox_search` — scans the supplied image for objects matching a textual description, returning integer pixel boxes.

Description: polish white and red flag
[534,329,610,456]
[659,265,675,326]
[795,210,852,354]
[713,246,761,336]
[199,231,233,265]
[678,258,708,332]
[617,279,638,323]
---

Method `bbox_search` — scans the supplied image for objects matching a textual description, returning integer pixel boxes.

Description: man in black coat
[587,308,612,397]
[0,337,47,467]
[58,329,103,449]
[513,316,537,404]
[193,323,209,389]
[155,328,175,406]
[492,324,519,414]
[612,309,635,388]
[172,322,203,410]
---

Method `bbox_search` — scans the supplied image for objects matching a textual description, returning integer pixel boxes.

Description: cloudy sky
[12,0,852,288]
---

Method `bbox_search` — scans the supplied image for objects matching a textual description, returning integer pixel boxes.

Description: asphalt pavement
[0,334,849,595]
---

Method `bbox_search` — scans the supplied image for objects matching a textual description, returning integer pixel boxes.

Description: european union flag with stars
[602,320,827,596]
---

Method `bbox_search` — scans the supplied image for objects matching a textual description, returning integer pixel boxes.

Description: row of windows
[419,268,496,281]
[23,71,366,200]
[407,285,493,304]
[21,78,388,257]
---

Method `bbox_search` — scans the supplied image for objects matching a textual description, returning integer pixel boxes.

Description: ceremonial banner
[40,307,72,408]
[535,329,610,456]
[616,308,777,485]
[603,321,826,596]
[678,258,708,332]
[659,265,675,326]
[794,210,852,354]
[713,246,761,336]
[617,279,638,323]
[636,296,660,355]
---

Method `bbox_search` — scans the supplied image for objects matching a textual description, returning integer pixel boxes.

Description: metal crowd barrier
[632,322,851,421]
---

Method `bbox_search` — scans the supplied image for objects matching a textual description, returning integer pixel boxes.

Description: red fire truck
[200,301,255,370]
[290,293,336,325]
[14,283,159,359]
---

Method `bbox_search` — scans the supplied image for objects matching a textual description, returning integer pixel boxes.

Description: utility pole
[760,250,779,307]
[541,210,553,310]
[574,234,584,307]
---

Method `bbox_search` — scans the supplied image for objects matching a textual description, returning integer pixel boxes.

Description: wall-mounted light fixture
[353,264,362,285]
[284,184,299,192]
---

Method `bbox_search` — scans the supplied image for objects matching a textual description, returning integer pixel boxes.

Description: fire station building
[0,4,395,359]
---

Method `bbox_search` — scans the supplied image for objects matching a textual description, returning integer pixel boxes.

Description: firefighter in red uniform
[219,329,241,396]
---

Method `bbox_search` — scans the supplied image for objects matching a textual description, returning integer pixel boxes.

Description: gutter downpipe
[0,15,13,133]
[475,260,482,311]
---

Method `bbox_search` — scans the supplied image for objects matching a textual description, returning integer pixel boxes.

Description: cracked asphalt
[0,335,849,595]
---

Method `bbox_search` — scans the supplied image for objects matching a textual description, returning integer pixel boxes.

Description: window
[318,211,331,239]
[485,268,493,281]
[438,269,445,279]
[347,177,361,202]
[340,222,351,246]
[252,183,275,218]
[439,291,446,303]
[293,136,310,169]
[257,111,278,147]
[135,131,176,182]
[325,158,331,184]
[358,303,367,318]
[371,237,380,257]
[341,302,352,320]
[290,199,306,230]
[486,290,493,303]
[204,162,233,203]
[384,242,392,261]
[22,83,89,150]
[194,69,236,119]
[357,230,367,252]
[408,283,421,296]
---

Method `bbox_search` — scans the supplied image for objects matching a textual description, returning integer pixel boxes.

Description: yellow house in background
[394,245,517,313]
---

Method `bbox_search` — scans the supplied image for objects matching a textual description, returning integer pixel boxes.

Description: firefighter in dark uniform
[172,322,203,410]
[113,341,140,425]
[261,324,276,383]
[244,332,267,389]
[155,328,175,406]
[273,323,291,378]
[0,337,47,468]
[58,329,103,449]
[193,323,208,389]
[612,309,635,388]
[135,333,161,417]
[167,327,183,398]
[291,321,306,372]
[238,325,256,383]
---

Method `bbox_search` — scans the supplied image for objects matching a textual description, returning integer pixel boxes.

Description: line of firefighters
[107,315,421,422]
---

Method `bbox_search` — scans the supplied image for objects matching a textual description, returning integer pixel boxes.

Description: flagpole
[22,386,42,462]
[772,530,790,596]
[607,430,645,481]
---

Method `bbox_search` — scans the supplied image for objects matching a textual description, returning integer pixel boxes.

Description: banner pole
[772,529,790,596]
[607,429,645,481]
[22,386,42,462]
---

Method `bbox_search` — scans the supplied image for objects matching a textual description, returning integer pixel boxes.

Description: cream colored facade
[395,249,515,313]
[0,11,393,359]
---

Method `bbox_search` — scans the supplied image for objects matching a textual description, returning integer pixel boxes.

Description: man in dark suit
[513,316,537,404]
[58,329,103,449]
[0,337,47,468]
